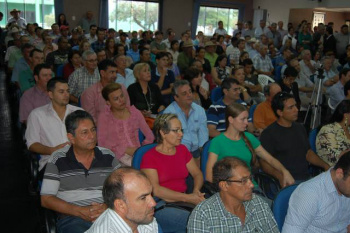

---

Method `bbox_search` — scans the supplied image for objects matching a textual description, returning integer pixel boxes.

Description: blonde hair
[133,63,150,81]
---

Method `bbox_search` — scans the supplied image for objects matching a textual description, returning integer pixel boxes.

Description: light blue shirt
[164,101,208,152]
[116,68,135,88]
[283,170,350,233]
[328,81,345,107]
[11,57,30,83]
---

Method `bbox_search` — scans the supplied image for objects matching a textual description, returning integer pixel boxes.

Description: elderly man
[177,41,195,74]
[277,21,288,39]
[204,41,218,68]
[255,20,270,40]
[114,54,136,88]
[188,157,279,233]
[207,78,247,138]
[86,167,158,233]
[266,23,282,49]
[7,9,26,29]
[328,68,350,107]
[68,50,100,104]
[283,152,350,233]
[81,59,130,124]
[253,83,281,132]
[242,21,255,38]
[164,80,208,165]
[19,63,51,124]
[322,56,339,91]
[298,49,316,79]
[252,43,274,76]
[10,43,33,81]
[41,110,121,233]
[335,25,350,58]
[80,11,97,33]
[260,92,330,182]
[25,78,82,172]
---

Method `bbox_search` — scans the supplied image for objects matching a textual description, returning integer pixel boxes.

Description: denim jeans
[57,216,92,233]
[155,200,190,233]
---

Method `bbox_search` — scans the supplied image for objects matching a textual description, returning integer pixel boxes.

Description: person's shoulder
[262,121,278,133]
[67,104,84,112]
[30,103,50,115]
[191,102,205,112]
[96,146,115,157]
[194,193,220,212]
[49,145,71,164]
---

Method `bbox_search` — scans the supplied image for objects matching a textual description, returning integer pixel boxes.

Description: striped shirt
[41,146,120,206]
[85,209,158,233]
[283,170,350,233]
[188,193,279,233]
[68,66,100,98]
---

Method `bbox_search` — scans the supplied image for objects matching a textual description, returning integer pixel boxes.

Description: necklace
[143,85,154,111]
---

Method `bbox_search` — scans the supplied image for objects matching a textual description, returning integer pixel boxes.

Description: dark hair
[172,79,190,97]
[57,36,68,44]
[102,83,122,101]
[334,151,350,179]
[284,66,298,78]
[155,31,163,36]
[329,100,350,124]
[212,157,249,191]
[35,27,43,33]
[68,50,81,64]
[139,47,149,56]
[183,67,201,89]
[221,78,239,91]
[340,68,350,81]
[170,40,179,49]
[98,59,117,73]
[242,58,253,66]
[29,48,43,57]
[326,26,333,35]
[156,52,168,60]
[341,24,349,29]
[90,24,97,30]
[57,13,68,26]
[153,114,178,144]
[47,77,68,92]
[21,43,34,53]
[271,92,295,117]
[214,54,227,67]
[103,168,148,209]
[225,103,257,167]
[217,35,224,42]
[344,80,350,97]
[65,110,95,136]
[34,63,51,76]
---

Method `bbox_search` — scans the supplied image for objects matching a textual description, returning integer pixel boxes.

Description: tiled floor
[0,70,42,232]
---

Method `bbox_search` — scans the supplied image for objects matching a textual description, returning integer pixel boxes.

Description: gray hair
[82,50,96,61]
[153,114,179,144]
[172,79,190,96]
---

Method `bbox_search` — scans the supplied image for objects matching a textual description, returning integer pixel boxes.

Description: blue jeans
[57,216,92,233]
[155,200,190,233]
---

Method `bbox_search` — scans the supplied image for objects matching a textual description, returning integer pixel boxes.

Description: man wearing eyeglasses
[68,50,100,104]
[187,157,279,233]
[164,80,208,166]
[260,92,330,183]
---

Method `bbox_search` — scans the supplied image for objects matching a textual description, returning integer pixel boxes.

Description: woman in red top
[63,50,82,80]
[141,113,204,233]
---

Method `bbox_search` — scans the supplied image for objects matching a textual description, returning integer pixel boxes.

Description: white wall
[253,0,350,27]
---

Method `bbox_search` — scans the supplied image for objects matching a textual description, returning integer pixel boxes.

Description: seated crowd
[4,9,350,233]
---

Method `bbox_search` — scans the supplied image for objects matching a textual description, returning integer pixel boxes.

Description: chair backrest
[309,128,318,153]
[210,87,223,103]
[328,98,335,111]
[258,74,275,88]
[131,143,157,170]
[200,140,211,180]
[56,64,65,78]
[272,184,299,232]
[254,171,281,200]
[249,104,257,122]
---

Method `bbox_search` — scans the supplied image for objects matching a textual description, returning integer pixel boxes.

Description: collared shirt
[188,193,279,233]
[7,46,21,65]
[25,103,82,170]
[68,66,100,98]
[85,208,158,233]
[255,27,270,39]
[41,145,120,206]
[228,47,242,65]
[266,30,282,48]
[85,33,97,44]
[18,68,35,92]
[283,170,350,233]
[116,68,135,88]
[252,54,273,73]
[126,49,140,62]
[7,17,27,29]
[150,40,167,52]
[161,38,171,49]
[80,18,97,33]
[278,29,288,40]
[328,81,344,107]
[242,28,255,38]
[11,57,30,82]
[19,85,50,123]
[91,41,105,52]
[164,101,208,152]
[299,60,316,79]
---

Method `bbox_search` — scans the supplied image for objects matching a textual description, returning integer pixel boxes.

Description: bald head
[265,83,281,102]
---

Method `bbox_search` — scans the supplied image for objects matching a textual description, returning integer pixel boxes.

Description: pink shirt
[141,144,192,193]
[80,82,130,124]
[97,105,154,159]
[19,85,51,123]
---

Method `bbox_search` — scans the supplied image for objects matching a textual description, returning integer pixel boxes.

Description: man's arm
[306,149,330,171]
[29,142,69,156]
[208,124,220,138]
[198,109,209,147]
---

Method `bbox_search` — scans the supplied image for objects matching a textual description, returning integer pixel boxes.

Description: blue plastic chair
[249,104,257,122]
[131,143,157,170]
[56,64,65,78]
[210,87,223,103]
[309,128,318,153]
[272,184,299,232]
[200,140,211,181]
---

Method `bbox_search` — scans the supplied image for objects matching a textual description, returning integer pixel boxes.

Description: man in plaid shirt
[252,43,274,77]
[187,157,278,233]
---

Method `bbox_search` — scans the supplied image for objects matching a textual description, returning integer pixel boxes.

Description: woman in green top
[206,103,294,188]
[298,24,312,50]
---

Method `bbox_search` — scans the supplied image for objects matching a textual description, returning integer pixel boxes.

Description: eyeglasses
[169,128,183,134]
[86,59,98,63]
[222,175,254,185]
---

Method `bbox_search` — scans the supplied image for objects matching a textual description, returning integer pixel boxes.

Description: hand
[157,105,165,113]
[141,110,151,117]
[89,202,107,221]
[199,86,209,99]
[160,67,168,77]
[281,171,295,188]
[186,192,205,205]
[52,142,70,154]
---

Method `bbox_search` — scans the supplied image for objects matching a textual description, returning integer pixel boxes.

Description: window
[108,0,159,32]
[0,0,55,29]
[197,6,239,36]
[312,12,325,29]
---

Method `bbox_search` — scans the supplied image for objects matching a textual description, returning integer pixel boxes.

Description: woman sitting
[127,63,165,116]
[97,83,154,166]
[183,67,211,109]
[232,66,252,104]
[214,54,231,84]
[141,114,205,233]
[316,100,350,166]
[206,103,294,188]
[63,50,82,80]
[105,37,117,59]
